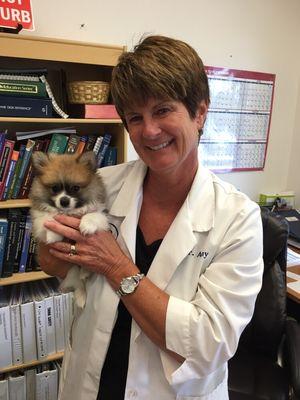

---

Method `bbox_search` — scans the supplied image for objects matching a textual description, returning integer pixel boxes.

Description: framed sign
[200,66,275,172]
[0,0,34,31]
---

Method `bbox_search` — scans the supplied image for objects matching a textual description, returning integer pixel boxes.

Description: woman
[38,35,263,399]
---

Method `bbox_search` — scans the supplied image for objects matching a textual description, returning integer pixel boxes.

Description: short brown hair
[111,35,210,128]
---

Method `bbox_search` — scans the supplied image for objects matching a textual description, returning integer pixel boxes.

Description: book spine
[92,136,103,156]
[84,135,97,152]
[103,146,118,166]
[0,219,8,277]
[26,233,37,272]
[0,96,52,118]
[97,133,112,167]
[0,140,15,198]
[13,210,27,273]
[7,144,26,200]
[75,136,88,155]
[47,134,68,154]
[0,79,47,98]
[11,139,35,199]
[1,150,19,201]
[18,214,32,273]
[64,134,80,154]
[1,210,20,278]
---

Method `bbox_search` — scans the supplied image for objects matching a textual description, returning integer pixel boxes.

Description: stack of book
[0,68,68,118]
[0,208,38,278]
[0,278,73,370]
[0,128,117,202]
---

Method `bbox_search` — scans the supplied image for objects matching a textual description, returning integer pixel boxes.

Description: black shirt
[97,226,163,400]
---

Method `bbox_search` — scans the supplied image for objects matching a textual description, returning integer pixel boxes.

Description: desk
[287,264,300,303]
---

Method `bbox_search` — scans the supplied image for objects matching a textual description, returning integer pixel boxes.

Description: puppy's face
[30,151,103,213]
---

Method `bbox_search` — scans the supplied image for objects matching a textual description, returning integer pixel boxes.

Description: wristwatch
[116,273,145,296]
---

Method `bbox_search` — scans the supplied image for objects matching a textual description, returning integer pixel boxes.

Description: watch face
[121,277,136,294]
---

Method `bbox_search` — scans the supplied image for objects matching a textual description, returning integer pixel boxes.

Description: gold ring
[69,243,77,256]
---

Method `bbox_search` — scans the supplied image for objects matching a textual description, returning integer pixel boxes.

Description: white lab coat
[58,159,263,400]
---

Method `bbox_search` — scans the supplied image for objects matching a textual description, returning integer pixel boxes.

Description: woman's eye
[128,115,142,124]
[156,107,170,116]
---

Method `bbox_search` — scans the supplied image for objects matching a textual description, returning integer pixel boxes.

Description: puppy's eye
[70,185,80,193]
[51,185,61,194]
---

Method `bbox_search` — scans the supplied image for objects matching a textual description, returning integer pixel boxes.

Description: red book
[69,104,120,119]
[0,139,15,199]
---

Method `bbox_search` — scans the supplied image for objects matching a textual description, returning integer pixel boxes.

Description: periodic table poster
[200,66,275,172]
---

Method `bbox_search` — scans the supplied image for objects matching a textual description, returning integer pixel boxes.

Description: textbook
[0,96,52,118]
[0,79,48,98]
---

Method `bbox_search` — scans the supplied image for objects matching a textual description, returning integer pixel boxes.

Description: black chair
[228,208,300,400]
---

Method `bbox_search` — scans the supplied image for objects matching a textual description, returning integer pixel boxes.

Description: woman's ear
[195,100,209,130]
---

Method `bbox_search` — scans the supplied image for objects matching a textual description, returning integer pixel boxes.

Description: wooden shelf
[0,271,51,286]
[0,117,123,124]
[0,351,64,373]
[0,199,31,209]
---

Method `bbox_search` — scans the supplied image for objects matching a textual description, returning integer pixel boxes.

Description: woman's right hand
[37,242,73,279]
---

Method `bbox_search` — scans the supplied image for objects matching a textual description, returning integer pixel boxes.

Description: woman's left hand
[44,214,133,282]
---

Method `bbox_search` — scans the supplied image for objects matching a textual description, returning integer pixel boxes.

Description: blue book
[96,133,112,167]
[103,146,117,166]
[0,217,8,277]
[0,96,52,118]
[11,139,35,199]
[18,214,32,273]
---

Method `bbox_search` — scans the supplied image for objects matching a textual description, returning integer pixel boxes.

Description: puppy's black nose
[60,196,70,208]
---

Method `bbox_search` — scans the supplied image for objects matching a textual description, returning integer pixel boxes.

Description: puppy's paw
[46,230,63,244]
[80,212,109,236]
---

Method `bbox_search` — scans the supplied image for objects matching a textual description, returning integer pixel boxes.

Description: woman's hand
[37,242,73,279]
[43,214,138,286]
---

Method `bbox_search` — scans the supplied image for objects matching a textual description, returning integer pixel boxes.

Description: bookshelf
[0,33,126,380]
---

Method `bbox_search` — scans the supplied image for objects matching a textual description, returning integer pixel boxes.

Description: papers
[287,247,300,267]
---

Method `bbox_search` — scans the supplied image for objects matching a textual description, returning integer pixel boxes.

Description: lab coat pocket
[176,375,228,400]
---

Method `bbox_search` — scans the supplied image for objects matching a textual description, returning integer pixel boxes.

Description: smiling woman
[38,35,264,400]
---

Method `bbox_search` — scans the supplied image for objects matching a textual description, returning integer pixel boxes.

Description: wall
[26,0,300,203]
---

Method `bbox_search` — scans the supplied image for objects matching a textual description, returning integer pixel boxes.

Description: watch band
[116,273,145,296]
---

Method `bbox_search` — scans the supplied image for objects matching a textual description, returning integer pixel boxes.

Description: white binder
[0,286,12,369]
[9,285,23,365]
[19,284,37,363]
[8,373,26,400]
[0,376,9,400]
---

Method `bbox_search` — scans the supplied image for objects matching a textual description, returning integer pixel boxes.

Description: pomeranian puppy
[29,151,109,308]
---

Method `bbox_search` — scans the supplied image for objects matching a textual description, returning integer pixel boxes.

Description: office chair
[228,207,300,400]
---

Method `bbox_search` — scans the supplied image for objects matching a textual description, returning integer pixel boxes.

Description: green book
[47,133,68,154]
[0,79,47,98]
[6,144,26,200]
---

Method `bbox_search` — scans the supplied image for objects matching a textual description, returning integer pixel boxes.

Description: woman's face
[124,98,208,176]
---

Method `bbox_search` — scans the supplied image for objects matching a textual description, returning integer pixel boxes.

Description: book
[64,134,80,154]
[103,146,118,166]
[18,140,45,199]
[13,210,27,273]
[0,79,47,98]
[0,96,52,118]
[15,127,77,141]
[9,285,23,365]
[84,135,97,152]
[0,217,8,277]
[69,103,120,119]
[18,214,32,273]
[96,133,112,167]
[47,133,68,154]
[1,150,19,201]
[11,139,35,199]
[75,135,88,155]
[25,233,38,272]
[92,136,103,156]
[6,144,26,200]
[19,284,37,363]
[0,286,12,369]
[0,139,15,199]
[1,209,27,277]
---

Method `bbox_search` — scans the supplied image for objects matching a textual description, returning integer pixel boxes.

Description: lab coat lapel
[147,164,215,291]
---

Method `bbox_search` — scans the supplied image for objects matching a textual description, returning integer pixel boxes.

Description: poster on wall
[0,0,34,31]
[200,66,275,172]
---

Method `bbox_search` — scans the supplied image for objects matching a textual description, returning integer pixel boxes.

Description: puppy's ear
[32,152,50,175]
[77,151,97,172]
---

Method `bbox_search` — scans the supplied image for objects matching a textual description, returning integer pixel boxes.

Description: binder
[38,283,56,356]
[35,362,58,400]
[8,372,26,400]
[29,282,47,360]
[24,369,36,400]
[0,286,12,369]
[9,285,23,365]
[0,375,9,400]
[19,284,37,363]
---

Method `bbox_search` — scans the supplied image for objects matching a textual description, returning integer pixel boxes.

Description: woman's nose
[142,117,161,138]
